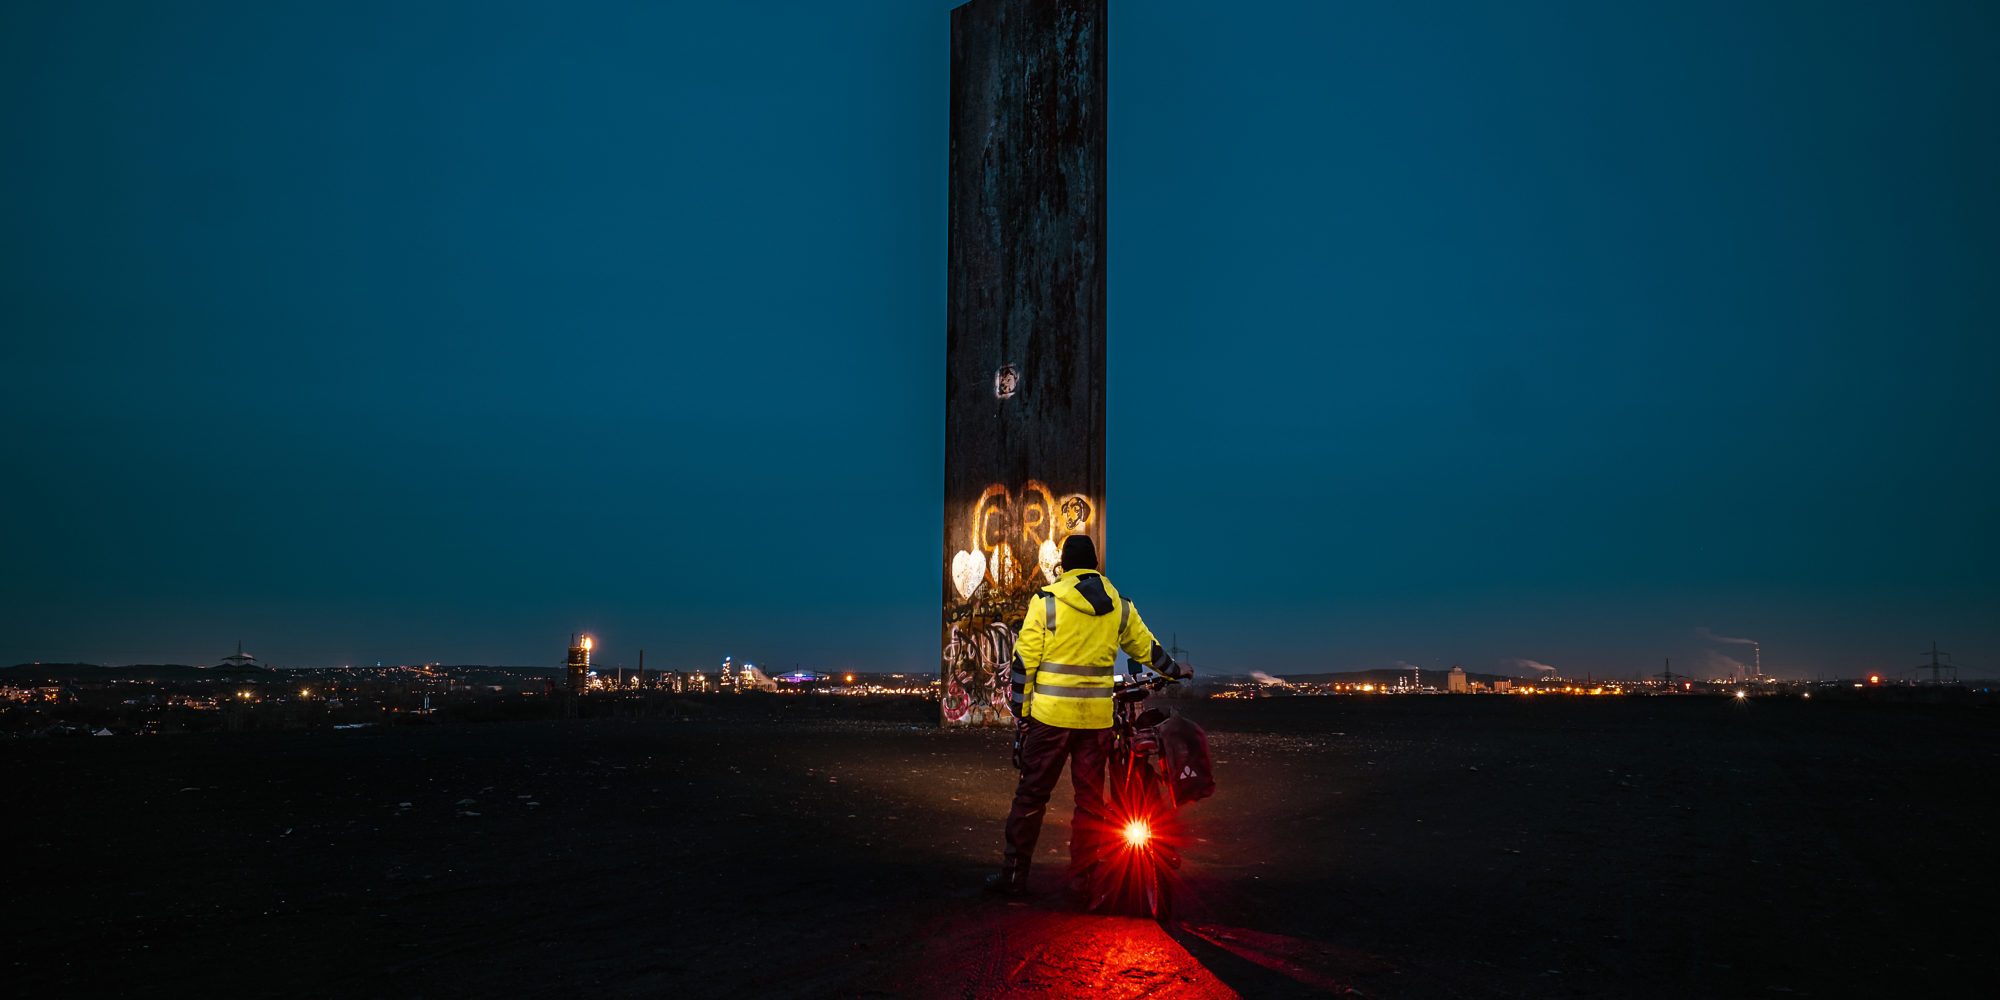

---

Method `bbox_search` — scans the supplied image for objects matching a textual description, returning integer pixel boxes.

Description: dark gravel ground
[4,695,1993,998]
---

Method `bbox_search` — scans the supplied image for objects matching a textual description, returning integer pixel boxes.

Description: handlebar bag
[1158,711,1216,805]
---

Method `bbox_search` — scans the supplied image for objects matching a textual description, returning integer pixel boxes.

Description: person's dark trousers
[1003,718,1113,879]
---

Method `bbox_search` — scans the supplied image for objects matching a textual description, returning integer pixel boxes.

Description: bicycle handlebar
[1112,665,1181,703]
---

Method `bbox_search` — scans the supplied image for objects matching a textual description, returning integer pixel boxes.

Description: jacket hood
[1044,568,1120,616]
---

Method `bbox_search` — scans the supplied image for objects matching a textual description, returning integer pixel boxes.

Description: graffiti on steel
[942,479,1097,724]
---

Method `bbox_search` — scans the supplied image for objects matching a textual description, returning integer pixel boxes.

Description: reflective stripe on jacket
[1010,568,1165,729]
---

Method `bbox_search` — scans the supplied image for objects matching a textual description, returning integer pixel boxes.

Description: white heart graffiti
[950,548,987,601]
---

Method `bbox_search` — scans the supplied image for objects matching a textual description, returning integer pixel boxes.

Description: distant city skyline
[3,1,1995,677]
[8,631,1988,684]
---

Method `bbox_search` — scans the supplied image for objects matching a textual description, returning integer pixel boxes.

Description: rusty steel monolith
[941,0,1106,726]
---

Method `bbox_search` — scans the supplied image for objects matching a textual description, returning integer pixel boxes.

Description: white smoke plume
[1697,627,1758,646]
[1249,671,1287,686]
[1393,660,1421,671]
[1703,650,1749,676]
[1508,658,1559,674]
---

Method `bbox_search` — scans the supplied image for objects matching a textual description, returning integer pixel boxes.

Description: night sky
[3,1,1994,678]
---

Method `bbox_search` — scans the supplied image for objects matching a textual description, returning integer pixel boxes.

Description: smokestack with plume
[1697,627,1758,646]
[1697,627,1761,680]
[1508,658,1559,675]
[1249,671,1287,686]
[1393,660,1422,688]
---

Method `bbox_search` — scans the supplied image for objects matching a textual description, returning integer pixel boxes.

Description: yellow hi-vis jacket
[1011,568,1168,729]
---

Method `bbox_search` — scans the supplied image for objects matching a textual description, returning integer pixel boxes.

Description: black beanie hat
[1059,534,1098,571]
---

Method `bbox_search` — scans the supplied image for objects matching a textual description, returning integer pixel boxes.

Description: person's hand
[1011,717,1026,771]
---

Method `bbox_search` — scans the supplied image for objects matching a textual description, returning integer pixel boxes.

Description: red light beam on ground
[872,907,1236,999]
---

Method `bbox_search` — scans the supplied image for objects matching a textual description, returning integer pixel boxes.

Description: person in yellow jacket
[984,533,1183,897]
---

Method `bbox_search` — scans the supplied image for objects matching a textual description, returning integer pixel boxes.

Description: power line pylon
[1917,641,1956,686]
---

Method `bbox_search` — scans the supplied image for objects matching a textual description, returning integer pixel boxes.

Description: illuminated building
[1447,666,1469,693]
[567,634,592,695]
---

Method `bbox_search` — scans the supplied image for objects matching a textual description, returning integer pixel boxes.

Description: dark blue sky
[3,1,1994,678]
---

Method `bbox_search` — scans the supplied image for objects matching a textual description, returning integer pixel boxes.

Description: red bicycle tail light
[1123,820,1151,847]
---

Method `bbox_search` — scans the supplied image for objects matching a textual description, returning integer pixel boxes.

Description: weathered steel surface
[941,0,1106,726]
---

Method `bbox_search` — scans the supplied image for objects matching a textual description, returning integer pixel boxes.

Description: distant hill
[437,665,561,674]
[0,662,573,682]
[2,663,261,682]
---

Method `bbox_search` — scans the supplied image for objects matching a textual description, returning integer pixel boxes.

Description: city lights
[5,648,1920,741]
[1201,671,1868,699]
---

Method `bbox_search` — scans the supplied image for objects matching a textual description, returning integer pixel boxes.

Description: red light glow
[1122,820,1151,847]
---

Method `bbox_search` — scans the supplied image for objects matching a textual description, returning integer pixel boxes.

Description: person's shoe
[983,864,1028,896]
